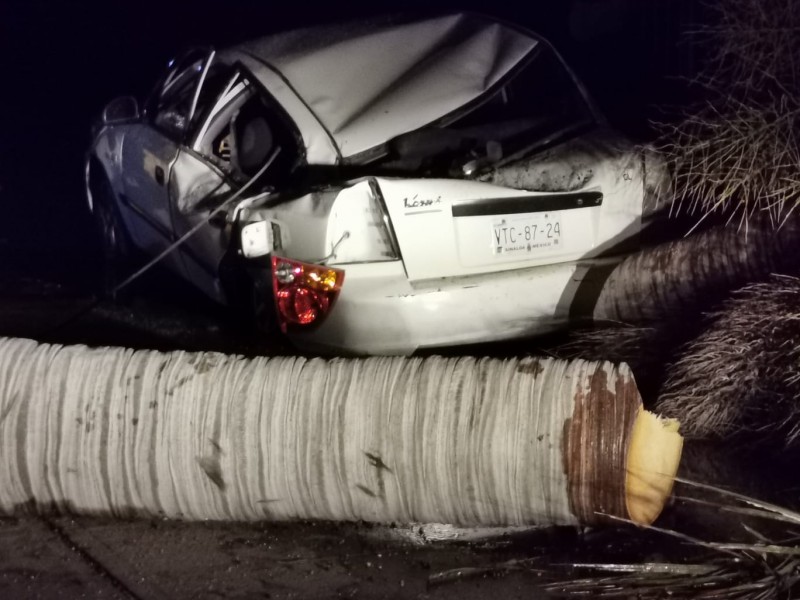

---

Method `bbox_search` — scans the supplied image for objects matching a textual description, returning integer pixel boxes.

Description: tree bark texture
[0,338,663,526]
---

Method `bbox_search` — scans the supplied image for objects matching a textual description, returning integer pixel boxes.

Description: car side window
[191,72,301,187]
[150,50,220,141]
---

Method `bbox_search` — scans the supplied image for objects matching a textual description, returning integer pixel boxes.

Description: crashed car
[87,12,670,355]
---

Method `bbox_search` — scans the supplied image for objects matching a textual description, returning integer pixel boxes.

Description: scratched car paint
[87,12,671,355]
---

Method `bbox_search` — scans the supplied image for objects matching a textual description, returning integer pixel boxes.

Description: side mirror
[102,96,140,125]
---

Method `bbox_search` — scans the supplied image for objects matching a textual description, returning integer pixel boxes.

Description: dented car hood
[232,13,540,162]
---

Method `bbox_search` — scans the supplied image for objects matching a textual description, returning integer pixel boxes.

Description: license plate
[492,213,562,256]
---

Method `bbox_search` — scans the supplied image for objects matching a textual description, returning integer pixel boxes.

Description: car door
[118,49,214,277]
[165,71,242,303]
[171,70,302,304]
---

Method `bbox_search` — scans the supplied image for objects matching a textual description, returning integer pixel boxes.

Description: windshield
[370,46,596,176]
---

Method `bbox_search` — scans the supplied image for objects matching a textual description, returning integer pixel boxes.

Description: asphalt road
[2,516,551,600]
[1,516,554,600]
[0,511,718,600]
[4,477,798,600]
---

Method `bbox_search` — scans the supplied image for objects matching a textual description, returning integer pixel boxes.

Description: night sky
[0,0,695,290]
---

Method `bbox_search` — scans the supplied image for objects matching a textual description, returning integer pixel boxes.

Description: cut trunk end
[564,363,683,527]
[625,407,683,525]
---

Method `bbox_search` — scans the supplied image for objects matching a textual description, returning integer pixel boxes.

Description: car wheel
[91,171,134,300]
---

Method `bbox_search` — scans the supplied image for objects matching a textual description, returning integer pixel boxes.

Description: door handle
[154,165,165,186]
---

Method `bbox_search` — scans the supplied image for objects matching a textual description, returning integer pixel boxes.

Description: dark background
[0,0,696,296]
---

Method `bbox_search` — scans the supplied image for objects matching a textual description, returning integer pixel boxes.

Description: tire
[90,169,135,300]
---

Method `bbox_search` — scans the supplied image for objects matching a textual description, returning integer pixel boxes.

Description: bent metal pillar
[0,338,682,526]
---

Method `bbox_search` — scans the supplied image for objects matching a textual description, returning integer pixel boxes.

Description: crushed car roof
[232,13,540,160]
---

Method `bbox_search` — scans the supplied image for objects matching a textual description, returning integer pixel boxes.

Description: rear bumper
[287,259,613,355]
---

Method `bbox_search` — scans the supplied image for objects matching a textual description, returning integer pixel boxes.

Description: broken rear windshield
[372,45,596,176]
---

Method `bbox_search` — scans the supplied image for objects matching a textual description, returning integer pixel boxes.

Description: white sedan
[87,12,670,355]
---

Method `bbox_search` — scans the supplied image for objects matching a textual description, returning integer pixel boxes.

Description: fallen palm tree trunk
[0,338,681,526]
[551,219,800,399]
[591,216,800,324]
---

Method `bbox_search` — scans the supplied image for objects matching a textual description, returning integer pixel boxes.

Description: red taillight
[271,256,344,331]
